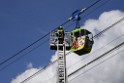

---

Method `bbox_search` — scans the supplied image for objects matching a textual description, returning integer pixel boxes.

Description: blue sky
[0,0,124,83]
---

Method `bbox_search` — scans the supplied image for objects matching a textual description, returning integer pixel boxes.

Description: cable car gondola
[70,28,94,55]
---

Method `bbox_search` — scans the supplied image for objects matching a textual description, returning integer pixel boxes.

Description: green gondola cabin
[70,28,94,55]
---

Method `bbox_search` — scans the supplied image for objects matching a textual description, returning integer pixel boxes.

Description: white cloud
[11,10,124,83]
[11,68,41,83]
[27,62,33,69]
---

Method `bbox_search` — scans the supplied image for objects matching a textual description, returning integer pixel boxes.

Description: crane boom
[57,43,68,83]
[50,27,71,83]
